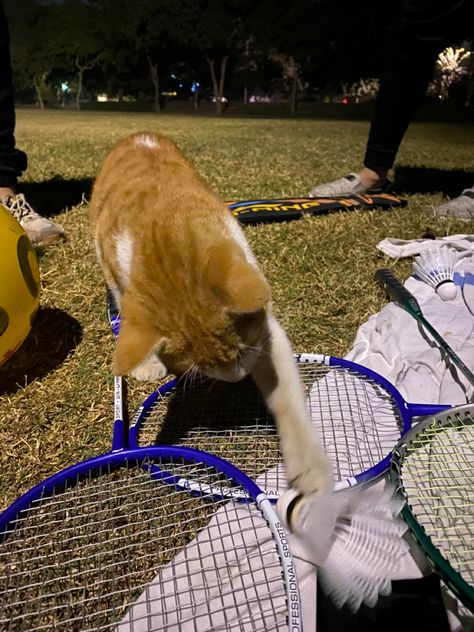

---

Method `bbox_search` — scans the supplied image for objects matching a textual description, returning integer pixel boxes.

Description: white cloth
[116,474,318,632]
[353,236,474,631]
[377,234,474,259]
[346,239,474,405]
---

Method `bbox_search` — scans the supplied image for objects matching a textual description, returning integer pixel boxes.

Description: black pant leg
[0,1,27,188]
[363,0,473,173]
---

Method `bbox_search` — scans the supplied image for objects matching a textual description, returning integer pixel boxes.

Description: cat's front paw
[131,356,168,381]
[285,441,333,497]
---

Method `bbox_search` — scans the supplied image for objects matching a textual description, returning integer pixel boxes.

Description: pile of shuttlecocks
[412,246,457,301]
[277,484,411,611]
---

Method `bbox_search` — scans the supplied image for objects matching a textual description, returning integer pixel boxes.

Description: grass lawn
[0,107,473,510]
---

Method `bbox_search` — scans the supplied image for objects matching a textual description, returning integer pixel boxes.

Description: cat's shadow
[149,376,274,445]
[0,307,83,394]
[393,165,474,197]
[19,177,93,218]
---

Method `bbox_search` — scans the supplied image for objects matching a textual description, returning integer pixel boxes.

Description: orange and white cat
[89,131,332,497]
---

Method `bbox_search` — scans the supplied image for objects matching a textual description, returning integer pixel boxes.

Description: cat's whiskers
[182,363,199,393]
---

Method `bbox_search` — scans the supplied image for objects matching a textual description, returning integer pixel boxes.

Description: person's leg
[309,0,472,197]
[0,1,27,191]
[0,2,64,245]
[361,0,468,187]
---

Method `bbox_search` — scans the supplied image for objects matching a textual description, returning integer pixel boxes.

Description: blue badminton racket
[0,298,302,631]
[127,348,450,496]
[108,302,450,494]
[0,433,301,630]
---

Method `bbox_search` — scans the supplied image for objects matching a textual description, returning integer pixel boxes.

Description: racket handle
[374,268,422,319]
[376,268,474,391]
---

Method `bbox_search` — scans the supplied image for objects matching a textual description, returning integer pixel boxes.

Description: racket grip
[375,268,422,317]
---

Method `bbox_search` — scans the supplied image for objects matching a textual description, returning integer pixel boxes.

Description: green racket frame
[390,405,474,613]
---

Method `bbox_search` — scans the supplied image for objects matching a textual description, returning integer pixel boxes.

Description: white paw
[131,356,168,381]
[284,439,333,497]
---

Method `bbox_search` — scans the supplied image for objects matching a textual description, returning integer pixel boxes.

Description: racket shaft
[376,268,474,388]
[417,315,474,387]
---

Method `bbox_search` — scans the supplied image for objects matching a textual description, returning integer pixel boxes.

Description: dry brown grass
[0,108,473,511]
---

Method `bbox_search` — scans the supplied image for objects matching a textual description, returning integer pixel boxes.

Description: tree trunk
[33,76,45,110]
[193,86,200,110]
[147,56,161,112]
[207,55,228,115]
[75,55,93,111]
[290,75,298,116]
[76,68,84,111]
[289,56,298,116]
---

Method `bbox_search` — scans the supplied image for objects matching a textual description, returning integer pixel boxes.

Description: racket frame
[0,441,303,631]
[128,352,450,492]
[375,268,474,391]
[226,195,406,224]
[389,405,474,612]
[1,295,303,630]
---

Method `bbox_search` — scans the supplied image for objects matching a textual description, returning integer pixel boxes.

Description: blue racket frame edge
[297,354,450,488]
[0,430,304,632]
[295,353,450,423]
[106,305,451,491]
[1,292,273,533]
[0,438,269,537]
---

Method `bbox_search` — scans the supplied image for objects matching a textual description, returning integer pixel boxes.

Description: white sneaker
[309,173,389,197]
[1,193,65,246]
[433,186,474,221]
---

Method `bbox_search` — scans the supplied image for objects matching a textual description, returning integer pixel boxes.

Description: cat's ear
[225,259,271,313]
[207,241,271,313]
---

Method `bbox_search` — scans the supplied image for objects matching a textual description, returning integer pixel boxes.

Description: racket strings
[136,377,281,482]
[302,363,402,480]
[134,361,404,490]
[6,468,206,560]
[0,455,290,631]
[396,412,474,587]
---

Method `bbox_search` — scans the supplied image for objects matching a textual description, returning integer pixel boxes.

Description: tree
[87,0,181,111]
[250,0,387,112]
[51,0,104,110]
[5,0,61,109]
[168,0,253,114]
[250,0,319,114]
[198,0,253,114]
[130,0,187,112]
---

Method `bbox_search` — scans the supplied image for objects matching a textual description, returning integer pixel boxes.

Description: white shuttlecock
[277,484,411,611]
[413,247,457,301]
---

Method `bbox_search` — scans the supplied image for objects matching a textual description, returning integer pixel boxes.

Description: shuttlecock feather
[412,247,457,301]
[277,484,411,611]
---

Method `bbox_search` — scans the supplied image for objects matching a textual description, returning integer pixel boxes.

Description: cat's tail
[277,483,411,611]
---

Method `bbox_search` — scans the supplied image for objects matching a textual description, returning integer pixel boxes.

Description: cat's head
[113,240,271,382]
